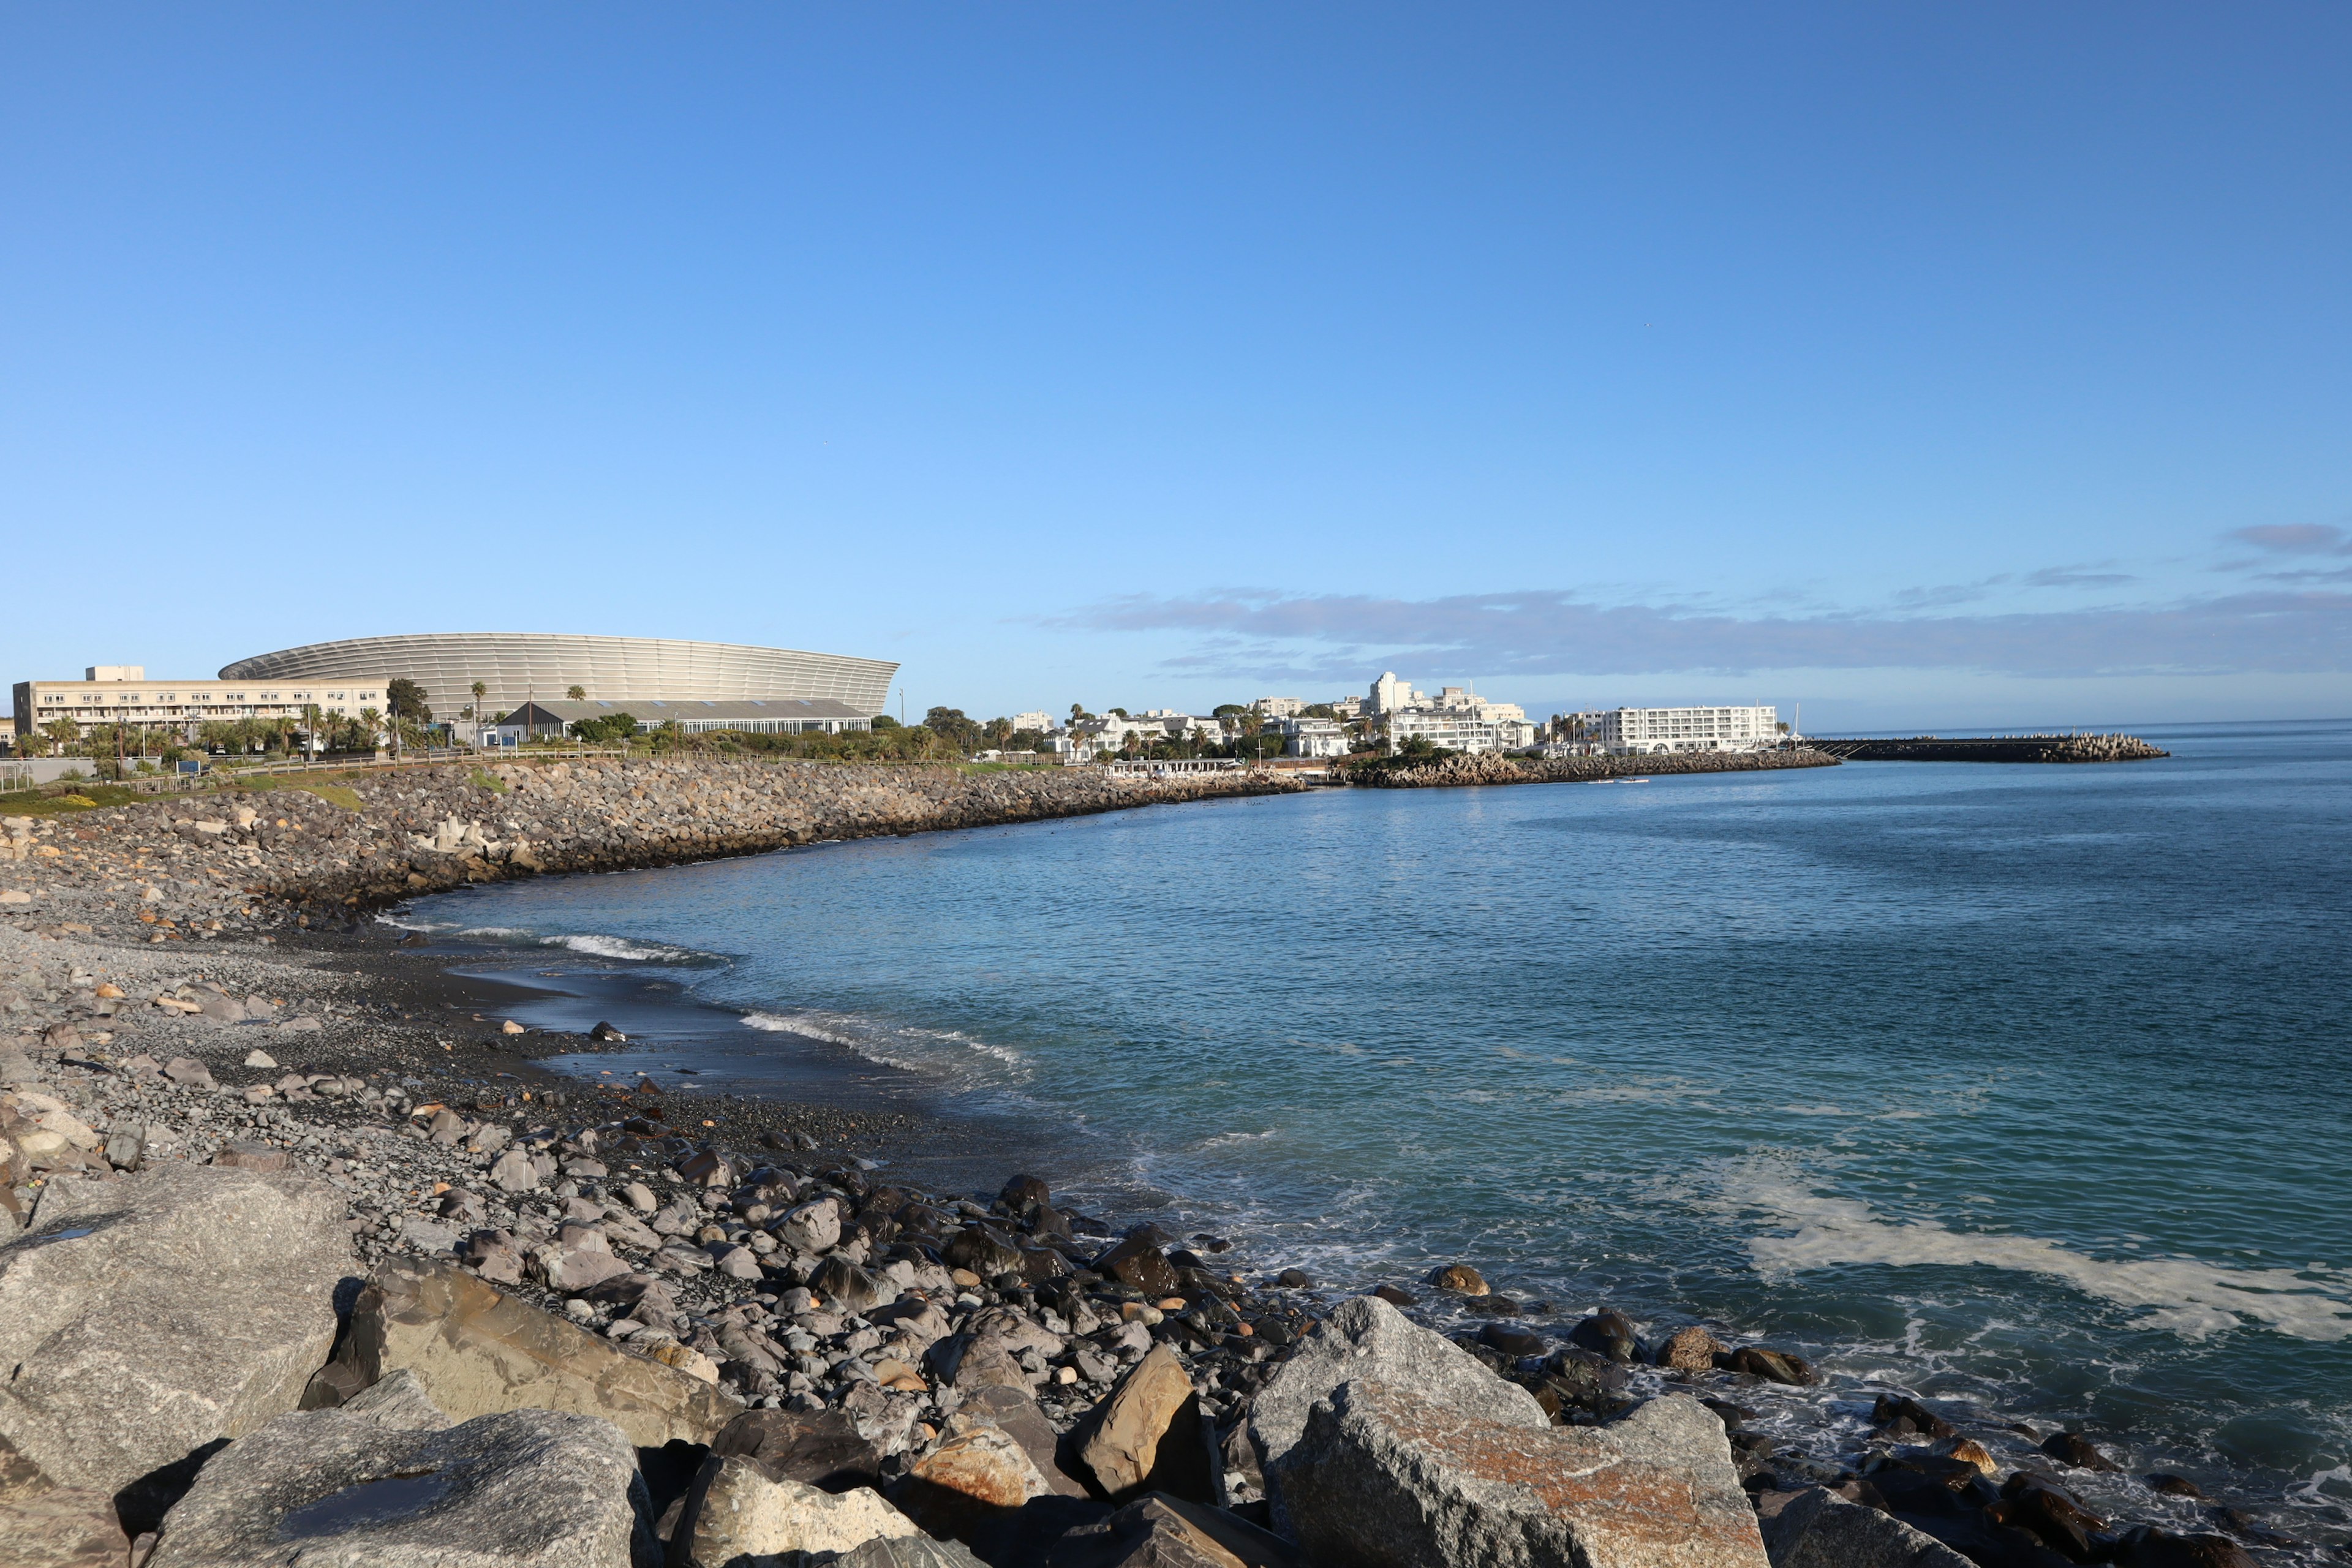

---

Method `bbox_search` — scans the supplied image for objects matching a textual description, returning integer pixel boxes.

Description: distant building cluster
[9,639,1789,772]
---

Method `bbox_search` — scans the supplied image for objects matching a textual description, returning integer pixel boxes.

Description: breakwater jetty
[1808,734,2167,763]
[1349,747,1841,789]
[2,757,1305,937]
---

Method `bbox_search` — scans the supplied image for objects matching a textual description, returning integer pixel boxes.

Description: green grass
[467,767,510,794]
[0,783,142,817]
[300,784,364,811]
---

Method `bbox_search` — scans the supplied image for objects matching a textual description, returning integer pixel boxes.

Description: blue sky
[5,4,2348,729]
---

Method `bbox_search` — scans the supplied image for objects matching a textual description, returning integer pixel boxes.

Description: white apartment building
[1327,695,1365,718]
[1254,696,1306,717]
[1593,705,1780,754]
[1274,716,1350,758]
[13,666,388,749]
[1389,709,1539,753]
[1009,710,1054,734]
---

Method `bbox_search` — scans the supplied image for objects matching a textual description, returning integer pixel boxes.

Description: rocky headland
[0,755,2292,1568]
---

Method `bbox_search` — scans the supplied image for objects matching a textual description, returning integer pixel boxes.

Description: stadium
[219,634,897,731]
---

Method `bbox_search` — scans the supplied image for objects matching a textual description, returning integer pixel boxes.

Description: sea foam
[1726,1161,2352,1342]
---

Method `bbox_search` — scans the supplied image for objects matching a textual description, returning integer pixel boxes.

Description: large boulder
[323,1256,739,1448]
[148,1373,654,1567]
[1758,1487,1977,1568]
[667,1452,920,1568]
[0,1164,348,1517]
[1271,1382,1768,1568]
[1249,1293,1545,1526]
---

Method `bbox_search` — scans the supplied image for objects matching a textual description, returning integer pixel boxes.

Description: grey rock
[1250,1292,1545,1526]
[148,1403,652,1568]
[489,1148,540,1193]
[0,1163,348,1507]
[1757,1487,1976,1568]
[1272,1384,1767,1568]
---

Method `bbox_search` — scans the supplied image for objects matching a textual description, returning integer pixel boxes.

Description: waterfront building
[1275,716,1350,758]
[1364,673,1537,753]
[1009,710,1054,734]
[1591,705,1779,754]
[219,633,895,721]
[13,666,386,750]
[1254,696,1306,717]
[1327,696,1366,718]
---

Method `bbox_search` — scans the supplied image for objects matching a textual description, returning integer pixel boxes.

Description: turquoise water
[407,721,2352,1537]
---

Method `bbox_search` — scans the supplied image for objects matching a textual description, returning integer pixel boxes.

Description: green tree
[922,707,984,753]
[42,717,81,755]
[567,685,586,702]
[1212,703,1248,717]
[871,714,901,731]
[569,712,639,744]
[982,716,1014,749]
[388,679,432,723]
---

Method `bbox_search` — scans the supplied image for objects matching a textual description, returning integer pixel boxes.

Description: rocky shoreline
[0,757,2307,1567]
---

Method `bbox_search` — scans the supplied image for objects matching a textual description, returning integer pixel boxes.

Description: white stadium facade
[219,634,897,728]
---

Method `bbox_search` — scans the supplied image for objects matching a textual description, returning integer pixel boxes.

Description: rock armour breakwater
[1808,734,2167,763]
[1351,748,1841,789]
[4,760,1304,938]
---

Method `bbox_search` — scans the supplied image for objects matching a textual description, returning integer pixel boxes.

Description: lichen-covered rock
[325,1255,739,1448]
[1273,1383,1767,1568]
[0,1164,347,1509]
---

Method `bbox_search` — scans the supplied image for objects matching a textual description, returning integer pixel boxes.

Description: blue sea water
[405,721,2352,1540]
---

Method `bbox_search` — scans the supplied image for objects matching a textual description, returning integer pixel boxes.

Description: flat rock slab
[1273,1382,1768,1568]
[149,1400,651,1568]
[0,1164,348,1509]
[330,1256,739,1449]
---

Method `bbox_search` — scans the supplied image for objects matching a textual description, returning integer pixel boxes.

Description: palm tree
[567,685,586,702]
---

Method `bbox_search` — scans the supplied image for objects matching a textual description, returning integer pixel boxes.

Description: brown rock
[1426,1263,1489,1295]
[1075,1345,1204,1501]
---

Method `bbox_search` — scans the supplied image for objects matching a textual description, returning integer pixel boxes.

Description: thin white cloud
[1050,586,2352,679]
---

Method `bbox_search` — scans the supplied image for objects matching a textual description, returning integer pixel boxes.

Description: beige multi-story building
[11,666,388,750]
